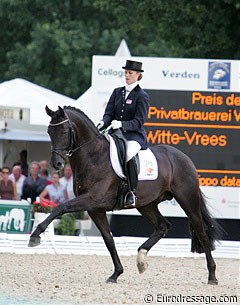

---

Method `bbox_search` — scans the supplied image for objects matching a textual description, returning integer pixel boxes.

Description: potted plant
[57,213,76,236]
[31,198,58,236]
[32,198,58,214]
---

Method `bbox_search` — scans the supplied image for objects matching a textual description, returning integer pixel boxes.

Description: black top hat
[122,60,144,72]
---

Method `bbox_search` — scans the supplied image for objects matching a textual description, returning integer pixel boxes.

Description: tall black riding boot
[124,157,138,207]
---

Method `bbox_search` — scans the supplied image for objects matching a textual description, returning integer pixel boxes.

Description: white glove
[97,120,104,130]
[111,120,122,129]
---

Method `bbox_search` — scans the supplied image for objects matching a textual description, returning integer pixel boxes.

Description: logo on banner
[208,62,231,89]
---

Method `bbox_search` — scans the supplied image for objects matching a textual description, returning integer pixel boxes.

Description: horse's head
[46,105,100,171]
[46,105,72,170]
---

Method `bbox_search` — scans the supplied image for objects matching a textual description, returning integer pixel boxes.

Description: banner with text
[91,56,240,218]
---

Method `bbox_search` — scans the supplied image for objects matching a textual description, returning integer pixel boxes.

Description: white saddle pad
[108,135,158,181]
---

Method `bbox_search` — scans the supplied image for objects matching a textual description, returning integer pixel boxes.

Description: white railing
[0,233,239,259]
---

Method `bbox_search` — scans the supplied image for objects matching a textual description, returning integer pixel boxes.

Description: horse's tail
[190,190,224,253]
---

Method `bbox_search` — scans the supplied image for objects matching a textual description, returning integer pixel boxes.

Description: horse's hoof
[136,249,148,274]
[208,279,218,285]
[106,277,117,283]
[28,236,41,247]
[137,261,149,274]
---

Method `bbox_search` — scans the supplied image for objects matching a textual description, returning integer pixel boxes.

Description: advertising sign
[92,56,240,92]
[0,200,31,234]
[208,62,231,90]
[91,55,240,219]
[145,90,240,187]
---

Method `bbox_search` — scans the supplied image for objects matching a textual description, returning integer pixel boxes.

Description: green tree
[1,0,239,99]
[1,0,124,97]
[94,0,240,59]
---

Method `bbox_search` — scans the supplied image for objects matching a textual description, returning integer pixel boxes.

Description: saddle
[110,130,133,210]
[109,130,157,210]
[111,129,140,176]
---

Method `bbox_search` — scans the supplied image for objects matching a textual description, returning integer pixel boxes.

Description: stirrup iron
[124,191,136,207]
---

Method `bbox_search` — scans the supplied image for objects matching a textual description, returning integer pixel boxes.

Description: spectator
[39,160,49,170]
[39,168,52,186]
[9,165,26,200]
[0,166,17,200]
[14,149,29,177]
[59,164,75,200]
[40,160,51,179]
[40,171,68,204]
[39,168,52,200]
[21,161,47,203]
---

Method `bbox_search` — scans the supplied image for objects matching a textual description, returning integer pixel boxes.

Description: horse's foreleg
[28,196,90,247]
[28,204,64,247]
[88,211,124,283]
[136,204,171,273]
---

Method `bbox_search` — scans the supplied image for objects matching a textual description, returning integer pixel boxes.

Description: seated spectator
[40,171,68,205]
[21,161,47,203]
[39,160,51,178]
[0,166,17,200]
[39,160,49,170]
[39,168,52,200]
[39,168,52,186]
[59,164,75,200]
[9,165,26,200]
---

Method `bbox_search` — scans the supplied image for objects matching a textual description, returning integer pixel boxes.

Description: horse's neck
[71,135,109,165]
[69,136,111,191]
[71,114,99,144]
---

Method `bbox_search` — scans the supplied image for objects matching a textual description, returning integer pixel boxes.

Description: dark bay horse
[29,106,222,285]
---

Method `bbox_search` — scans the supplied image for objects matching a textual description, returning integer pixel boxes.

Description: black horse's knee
[158,220,171,237]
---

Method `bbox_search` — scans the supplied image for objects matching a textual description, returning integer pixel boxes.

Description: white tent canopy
[0,78,74,126]
[114,39,131,57]
[0,78,75,166]
[0,129,50,142]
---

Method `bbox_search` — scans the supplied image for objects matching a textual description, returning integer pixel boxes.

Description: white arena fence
[0,233,239,259]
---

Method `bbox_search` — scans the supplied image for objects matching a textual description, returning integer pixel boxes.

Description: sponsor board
[91,55,240,219]
[208,62,231,90]
[0,200,31,233]
[92,56,240,92]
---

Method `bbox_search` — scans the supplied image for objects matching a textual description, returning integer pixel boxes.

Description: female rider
[98,60,149,207]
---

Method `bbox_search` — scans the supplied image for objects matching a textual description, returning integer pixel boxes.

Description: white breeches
[126,140,141,162]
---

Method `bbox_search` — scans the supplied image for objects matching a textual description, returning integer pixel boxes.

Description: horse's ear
[58,106,65,118]
[45,105,54,117]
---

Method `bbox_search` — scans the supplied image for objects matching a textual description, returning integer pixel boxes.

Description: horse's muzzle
[51,160,64,171]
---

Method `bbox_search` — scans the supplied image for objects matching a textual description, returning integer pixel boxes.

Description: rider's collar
[125,81,139,93]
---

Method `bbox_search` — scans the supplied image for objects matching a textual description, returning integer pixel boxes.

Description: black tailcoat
[102,85,149,149]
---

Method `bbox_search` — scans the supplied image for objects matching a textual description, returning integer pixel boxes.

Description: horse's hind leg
[136,204,171,274]
[88,211,124,283]
[175,191,218,285]
[189,211,218,284]
[188,211,218,284]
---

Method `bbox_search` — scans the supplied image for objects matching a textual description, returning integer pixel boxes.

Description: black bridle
[49,111,101,160]
[49,115,76,160]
